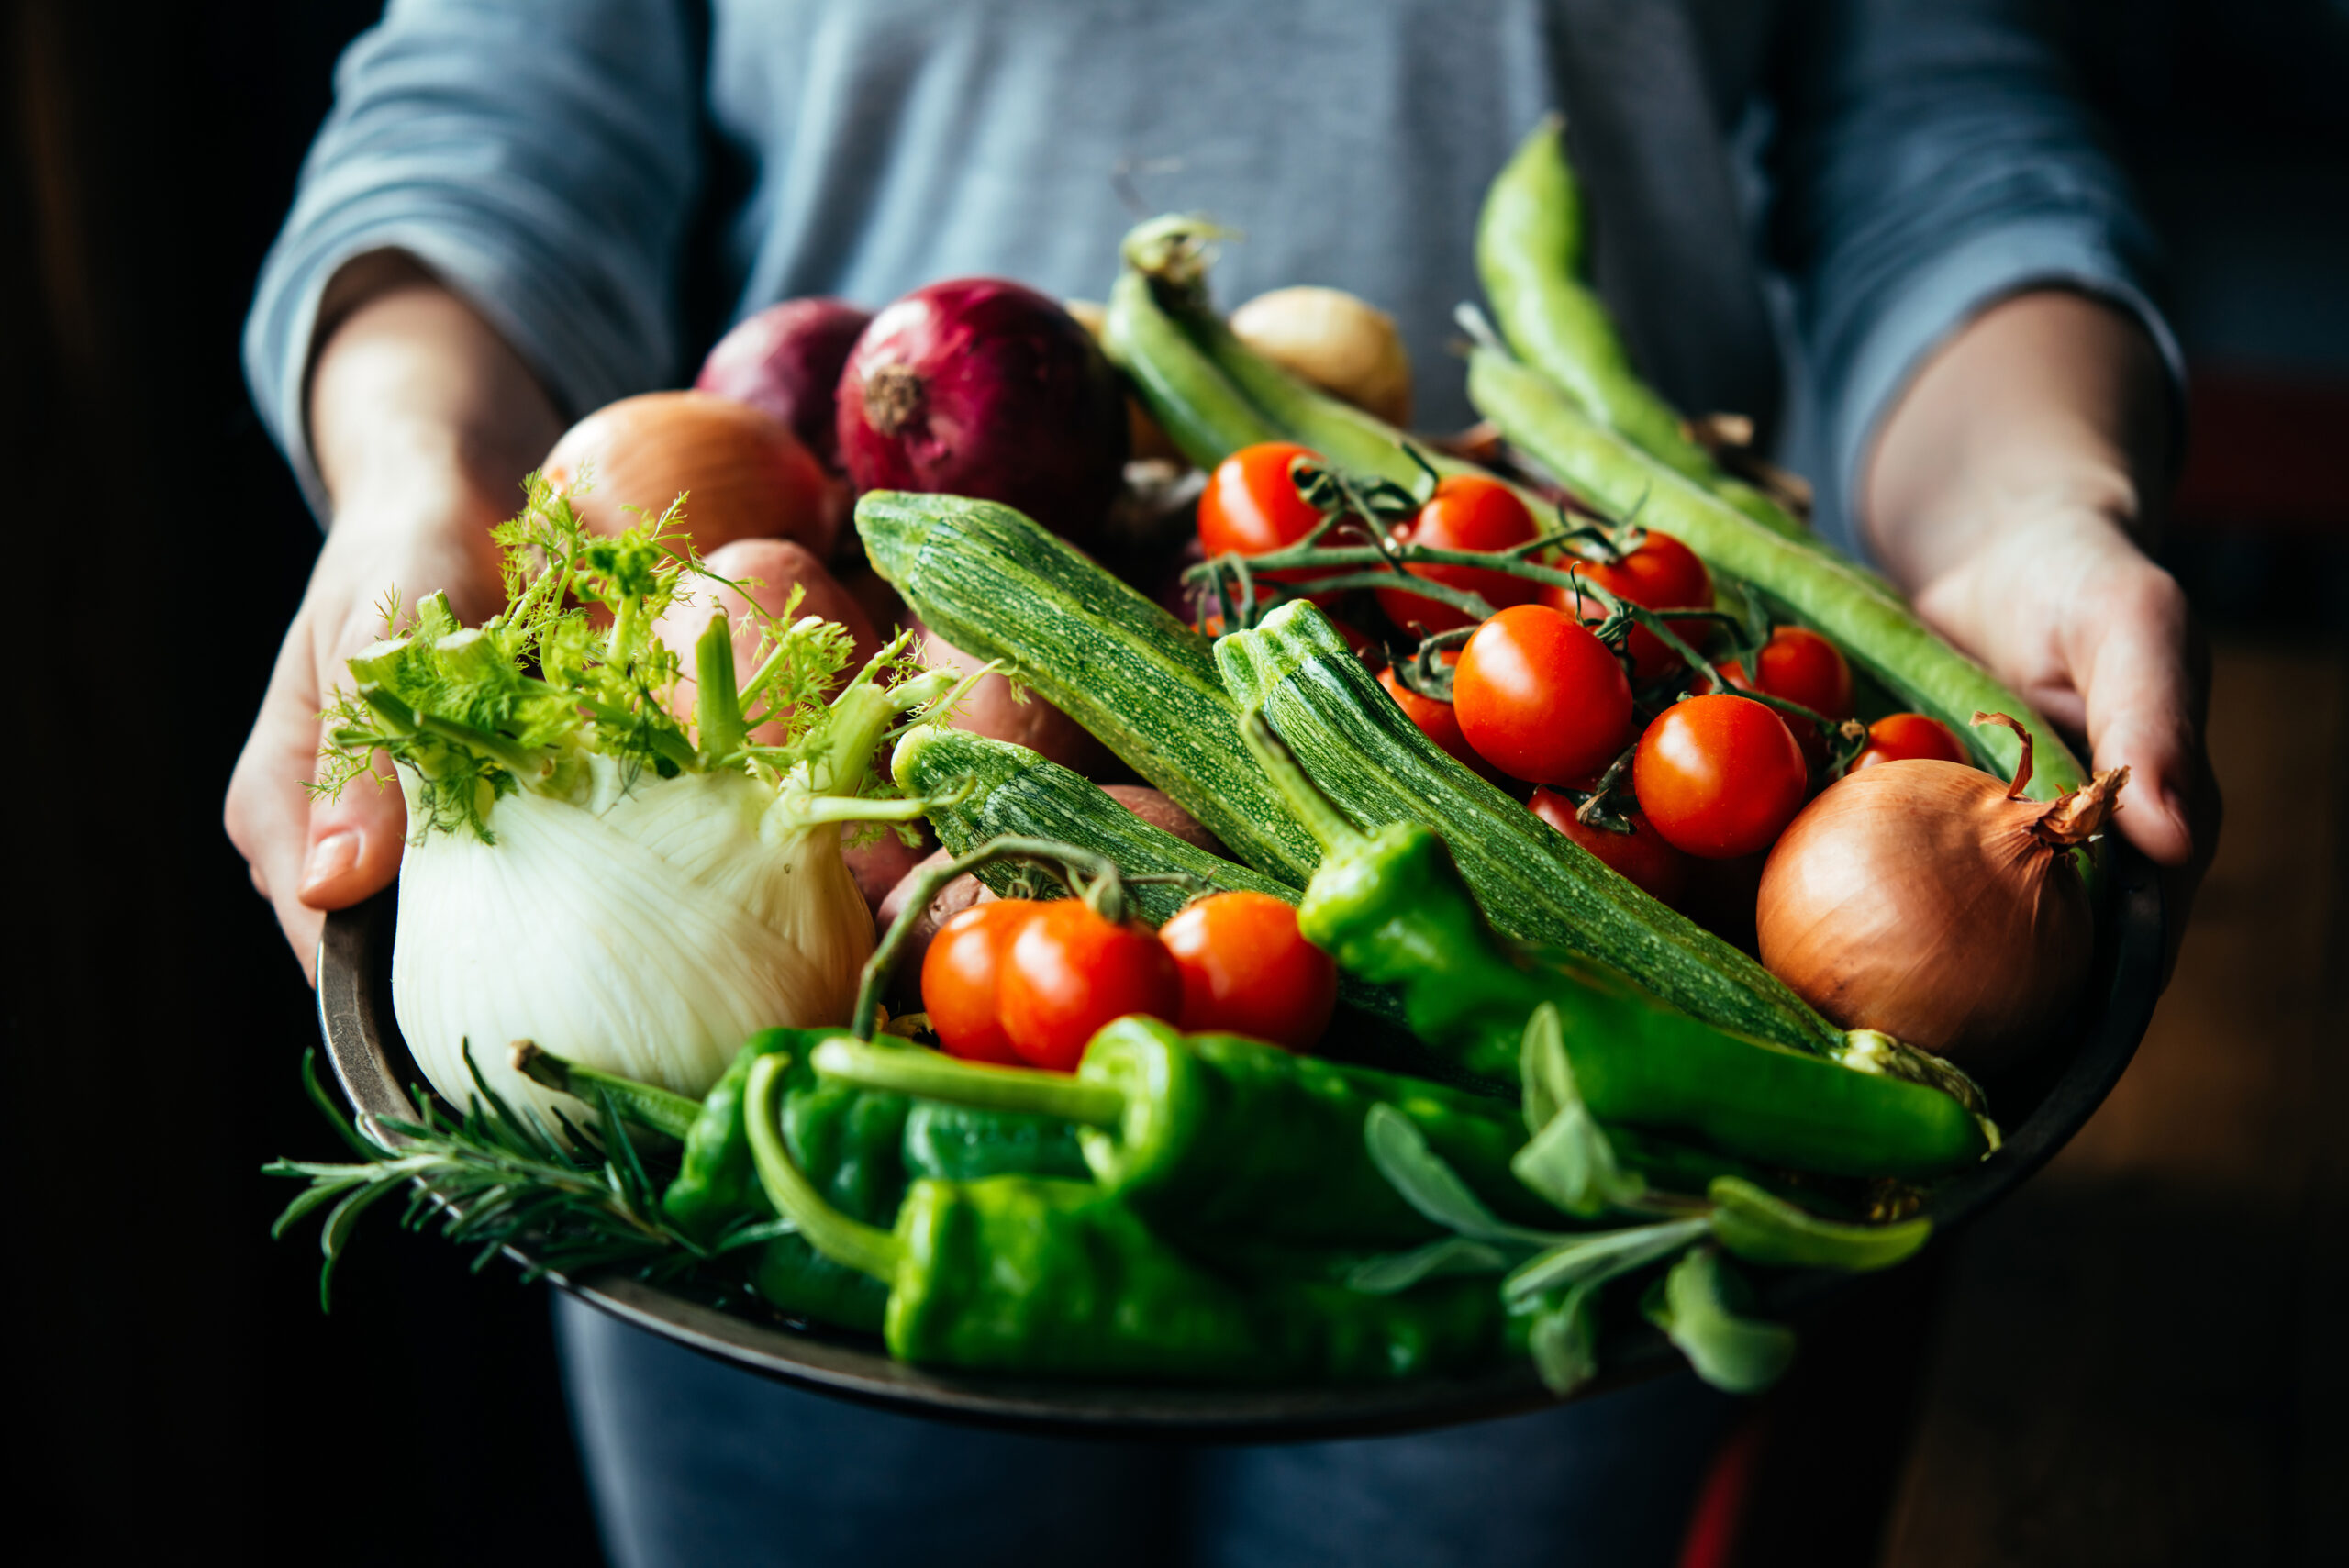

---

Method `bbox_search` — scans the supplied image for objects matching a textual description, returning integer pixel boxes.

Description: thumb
[297,748,408,912]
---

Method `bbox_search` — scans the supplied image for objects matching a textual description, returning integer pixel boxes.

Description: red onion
[1756,714,2127,1071]
[837,278,1129,540]
[694,298,872,473]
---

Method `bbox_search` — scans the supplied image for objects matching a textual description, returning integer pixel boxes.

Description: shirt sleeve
[241,0,702,518]
[1768,0,2185,558]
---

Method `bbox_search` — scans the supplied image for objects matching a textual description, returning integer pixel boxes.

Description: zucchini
[892,723,1412,1036]
[1217,599,1846,1057]
[1466,346,2088,799]
[893,723,1301,924]
[855,491,1322,886]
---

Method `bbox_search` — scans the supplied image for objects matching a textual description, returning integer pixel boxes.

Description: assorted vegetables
[271,119,2132,1407]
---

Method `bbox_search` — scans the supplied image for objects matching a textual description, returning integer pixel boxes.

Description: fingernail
[301,830,362,895]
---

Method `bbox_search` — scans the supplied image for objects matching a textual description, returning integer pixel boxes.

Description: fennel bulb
[319,479,955,1127]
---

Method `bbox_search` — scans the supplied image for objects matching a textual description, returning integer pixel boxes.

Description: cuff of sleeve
[1818,218,2187,562]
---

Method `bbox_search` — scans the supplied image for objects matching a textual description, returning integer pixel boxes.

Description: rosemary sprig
[264,1047,781,1311]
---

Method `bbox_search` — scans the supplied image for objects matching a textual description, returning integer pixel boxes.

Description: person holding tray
[228,2,2215,1562]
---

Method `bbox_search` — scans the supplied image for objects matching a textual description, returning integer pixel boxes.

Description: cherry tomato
[920,900,1041,1064]
[1159,891,1338,1049]
[1850,711,1971,772]
[1631,694,1809,859]
[1528,785,1693,906]
[1542,529,1712,677]
[1375,476,1541,634]
[997,900,1183,1071]
[1197,441,1326,580]
[1453,605,1636,784]
[1747,625,1854,768]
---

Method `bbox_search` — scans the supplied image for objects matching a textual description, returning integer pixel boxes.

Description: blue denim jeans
[554,1295,1734,1568]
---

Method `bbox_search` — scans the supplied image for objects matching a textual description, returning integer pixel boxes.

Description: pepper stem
[510,1040,703,1140]
[743,1054,904,1282]
[811,1039,1125,1128]
[1238,707,1362,852]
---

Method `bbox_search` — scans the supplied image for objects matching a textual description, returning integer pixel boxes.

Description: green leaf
[1706,1177,1932,1272]
[1511,1005,1645,1218]
[1526,1281,1601,1396]
[1363,1104,1556,1247]
[1644,1246,1797,1395]
[1346,1236,1516,1296]
[1502,1217,1710,1302]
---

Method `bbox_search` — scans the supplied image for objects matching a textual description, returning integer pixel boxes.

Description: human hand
[1907,505,2217,911]
[225,262,560,977]
[224,495,504,979]
[1865,291,2218,970]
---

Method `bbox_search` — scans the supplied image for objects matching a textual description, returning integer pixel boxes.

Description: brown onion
[1755,714,2126,1071]
[543,391,841,560]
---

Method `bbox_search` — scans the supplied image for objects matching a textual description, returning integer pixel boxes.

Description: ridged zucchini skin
[855,491,1322,887]
[891,725,1409,1032]
[893,725,1299,924]
[1217,600,1846,1057]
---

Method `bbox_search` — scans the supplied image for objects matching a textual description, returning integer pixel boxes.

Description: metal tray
[314,845,2163,1441]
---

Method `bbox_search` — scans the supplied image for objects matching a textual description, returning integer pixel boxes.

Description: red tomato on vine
[1632,694,1809,859]
[1375,475,1541,634]
[1542,529,1712,678]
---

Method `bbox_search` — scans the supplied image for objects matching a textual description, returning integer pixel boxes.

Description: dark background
[9,2,2344,1562]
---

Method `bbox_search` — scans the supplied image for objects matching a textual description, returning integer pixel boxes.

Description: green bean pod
[1475,118,1830,551]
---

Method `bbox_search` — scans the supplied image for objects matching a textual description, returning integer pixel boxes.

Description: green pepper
[646,1029,1087,1332]
[814,1018,1547,1246]
[744,1054,1501,1381]
[1239,718,1989,1180]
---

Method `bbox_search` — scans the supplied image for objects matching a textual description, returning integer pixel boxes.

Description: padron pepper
[526,1030,1086,1332]
[743,1052,1503,1381]
[812,1017,1553,1246]
[1238,716,1992,1180]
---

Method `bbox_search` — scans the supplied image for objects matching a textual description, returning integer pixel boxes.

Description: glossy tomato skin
[1632,694,1809,859]
[1160,892,1338,1050]
[1453,605,1636,784]
[1528,786,1693,906]
[1851,711,1971,772]
[920,900,1041,1064]
[1197,442,1325,580]
[1375,476,1541,634]
[996,901,1183,1072]
[1753,626,1854,718]
[1543,530,1713,677]
[1752,625,1854,768]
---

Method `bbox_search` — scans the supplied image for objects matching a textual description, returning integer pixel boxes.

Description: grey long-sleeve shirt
[244,0,2176,555]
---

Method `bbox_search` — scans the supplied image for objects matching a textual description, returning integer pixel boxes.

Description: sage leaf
[1644,1246,1796,1395]
[1526,1280,1601,1396]
[1364,1103,1556,1246]
[1346,1236,1517,1296]
[1503,1216,1710,1301]
[1706,1177,1932,1272]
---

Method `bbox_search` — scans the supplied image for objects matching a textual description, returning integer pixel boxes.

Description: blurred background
[10,2,2341,1562]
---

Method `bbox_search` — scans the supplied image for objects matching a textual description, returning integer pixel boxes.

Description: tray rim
[311,840,2164,1440]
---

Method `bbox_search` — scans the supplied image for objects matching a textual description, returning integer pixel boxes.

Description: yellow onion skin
[1755,759,2099,1072]
[544,390,842,560]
